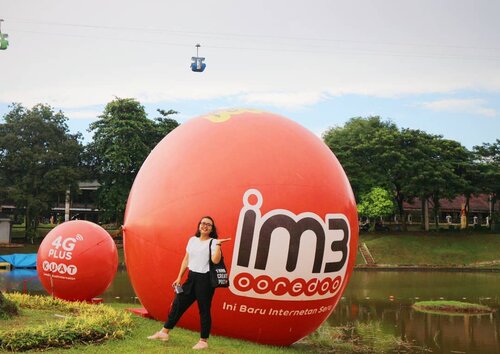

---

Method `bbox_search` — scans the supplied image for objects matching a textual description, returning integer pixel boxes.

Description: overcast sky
[1,0,499,148]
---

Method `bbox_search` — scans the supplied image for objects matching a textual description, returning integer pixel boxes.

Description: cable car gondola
[191,44,206,72]
[0,19,9,50]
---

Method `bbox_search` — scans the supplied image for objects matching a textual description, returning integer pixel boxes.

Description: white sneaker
[192,340,208,349]
[147,331,169,341]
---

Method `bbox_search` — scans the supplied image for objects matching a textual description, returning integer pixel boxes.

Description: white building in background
[51,181,101,222]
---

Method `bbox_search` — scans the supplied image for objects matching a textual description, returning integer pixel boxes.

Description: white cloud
[476,107,497,117]
[238,91,329,110]
[65,110,101,120]
[420,99,497,117]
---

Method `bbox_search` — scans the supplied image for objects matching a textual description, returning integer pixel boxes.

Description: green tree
[402,131,470,229]
[357,187,395,219]
[153,109,180,142]
[0,103,82,239]
[323,117,475,231]
[323,116,398,197]
[324,117,423,230]
[473,139,500,228]
[87,98,178,224]
[373,127,422,231]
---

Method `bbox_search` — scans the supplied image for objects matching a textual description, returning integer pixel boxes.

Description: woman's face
[199,217,214,236]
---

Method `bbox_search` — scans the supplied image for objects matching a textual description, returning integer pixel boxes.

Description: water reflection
[101,268,139,303]
[330,299,499,353]
[1,269,498,353]
[0,268,137,303]
[0,269,44,294]
[345,271,500,303]
[331,271,500,354]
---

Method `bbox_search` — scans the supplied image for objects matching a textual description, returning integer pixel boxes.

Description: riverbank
[355,264,500,272]
[3,230,499,269]
[357,232,500,270]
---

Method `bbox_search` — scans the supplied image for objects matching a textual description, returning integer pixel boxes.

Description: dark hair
[195,216,218,239]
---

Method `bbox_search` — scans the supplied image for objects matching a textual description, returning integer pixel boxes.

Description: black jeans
[164,270,215,339]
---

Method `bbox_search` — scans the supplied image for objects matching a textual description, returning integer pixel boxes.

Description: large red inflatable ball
[123,109,358,346]
[37,220,118,301]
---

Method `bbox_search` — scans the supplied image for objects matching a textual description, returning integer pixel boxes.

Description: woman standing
[147,216,231,350]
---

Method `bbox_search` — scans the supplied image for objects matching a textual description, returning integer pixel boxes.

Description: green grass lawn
[1,308,64,329]
[359,232,500,266]
[0,302,334,353]
[60,305,306,354]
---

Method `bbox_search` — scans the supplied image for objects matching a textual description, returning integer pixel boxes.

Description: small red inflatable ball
[37,220,118,301]
[123,109,358,346]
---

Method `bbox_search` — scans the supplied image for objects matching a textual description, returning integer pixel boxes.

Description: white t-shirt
[186,236,217,273]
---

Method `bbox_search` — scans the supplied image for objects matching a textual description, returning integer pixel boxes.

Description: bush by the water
[301,321,427,353]
[0,292,18,320]
[0,293,133,351]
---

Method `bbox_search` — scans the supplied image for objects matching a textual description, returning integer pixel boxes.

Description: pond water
[332,271,499,354]
[1,269,498,353]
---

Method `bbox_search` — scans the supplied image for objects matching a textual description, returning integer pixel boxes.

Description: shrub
[0,293,133,351]
[301,321,426,353]
[0,292,18,320]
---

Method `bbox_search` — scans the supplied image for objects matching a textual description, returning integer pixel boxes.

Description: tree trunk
[24,202,30,242]
[434,206,439,230]
[420,198,425,230]
[465,195,470,228]
[423,199,430,231]
[420,198,430,231]
[24,201,37,243]
[396,193,407,232]
[490,193,497,230]
[65,189,71,222]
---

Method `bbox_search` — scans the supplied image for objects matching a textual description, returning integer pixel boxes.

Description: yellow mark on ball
[203,109,263,123]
